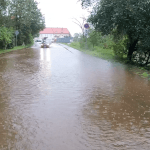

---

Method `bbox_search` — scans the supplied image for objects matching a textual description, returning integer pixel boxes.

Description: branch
[72,21,82,29]
[72,18,82,27]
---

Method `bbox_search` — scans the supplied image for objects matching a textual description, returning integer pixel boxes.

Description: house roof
[40,28,70,34]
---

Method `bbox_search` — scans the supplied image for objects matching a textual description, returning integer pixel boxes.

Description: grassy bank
[63,42,127,61]
[0,44,32,55]
[62,42,150,80]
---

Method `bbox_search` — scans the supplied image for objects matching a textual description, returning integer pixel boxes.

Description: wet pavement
[0,43,150,150]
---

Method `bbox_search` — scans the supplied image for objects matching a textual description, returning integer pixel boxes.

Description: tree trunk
[127,47,134,61]
[127,38,139,61]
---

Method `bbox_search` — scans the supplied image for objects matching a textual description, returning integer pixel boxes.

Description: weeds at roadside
[141,72,149,78]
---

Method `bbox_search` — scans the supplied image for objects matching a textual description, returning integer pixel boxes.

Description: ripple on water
[0,45,150,149]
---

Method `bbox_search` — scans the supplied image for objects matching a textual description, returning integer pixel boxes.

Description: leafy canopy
[84,0,150,61]
[0,0,45,48]
[88,0,150,40]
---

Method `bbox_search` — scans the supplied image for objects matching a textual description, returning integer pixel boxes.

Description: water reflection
[39,48,51,79]
[40,48,51,62]
[40,48,44,61]
[46,49,50,62]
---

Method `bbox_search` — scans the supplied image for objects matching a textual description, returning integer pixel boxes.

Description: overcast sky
[35,0,90,36]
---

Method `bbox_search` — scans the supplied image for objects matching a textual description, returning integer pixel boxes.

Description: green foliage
[87,0,150,62]
[75,29,113,52]
[0,0,45,49]
[82,29,114,50]
[110,31,128,58]
[0,26,14,49]
[87,30,100,48]
[111,40,127,58]
[25,33,34,45]
[66,41,114,60]
[142,72,149,78]
[80,0,99,8]
[74,28,129,59]
[79,36,86,49]
[101,34,113,49]
[69,42,81,50]
[0,46,25,54]
[0,0,8,26]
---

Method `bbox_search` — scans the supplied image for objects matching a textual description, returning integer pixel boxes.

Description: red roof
[40,28,70,34]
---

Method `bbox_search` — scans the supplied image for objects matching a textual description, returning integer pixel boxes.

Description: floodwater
[0,43,150,150]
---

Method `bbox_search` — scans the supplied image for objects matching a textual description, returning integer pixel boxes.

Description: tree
[0,0,45,49]
[7,0,45,45]
[0,0,8,26]
[79,0,99,9]
[86,0,150,61]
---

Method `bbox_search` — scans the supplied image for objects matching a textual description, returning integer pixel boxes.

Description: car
[35,39,42,44]
[41,41,50,48]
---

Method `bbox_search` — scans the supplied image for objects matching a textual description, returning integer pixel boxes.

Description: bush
[109,29,127,58]
[111,41,126,58]
[0,27,14,49]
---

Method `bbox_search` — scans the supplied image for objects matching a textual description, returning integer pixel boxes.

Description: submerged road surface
[0,43,150,150]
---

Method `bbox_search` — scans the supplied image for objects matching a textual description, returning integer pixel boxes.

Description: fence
[56,37,73,43]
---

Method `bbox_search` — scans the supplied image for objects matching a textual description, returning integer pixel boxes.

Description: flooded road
[0,43,150,150]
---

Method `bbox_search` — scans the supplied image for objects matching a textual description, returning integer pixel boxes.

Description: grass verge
[62,42,126,62]
[0,44,32,55]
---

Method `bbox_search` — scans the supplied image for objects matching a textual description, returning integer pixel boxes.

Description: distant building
[39,27,71,40]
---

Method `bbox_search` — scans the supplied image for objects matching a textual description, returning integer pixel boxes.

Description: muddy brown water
[0,43,150,150]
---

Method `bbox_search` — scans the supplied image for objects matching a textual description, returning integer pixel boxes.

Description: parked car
[41,41,50,48]
[35,39,42,44]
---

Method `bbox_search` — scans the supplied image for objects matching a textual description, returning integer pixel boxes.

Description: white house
[39,27,71,40]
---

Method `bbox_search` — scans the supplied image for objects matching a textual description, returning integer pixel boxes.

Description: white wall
[39,33,70,39]
[39,34,54,39]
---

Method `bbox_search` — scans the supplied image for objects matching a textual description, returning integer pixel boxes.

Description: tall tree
[84,0,150,61]
[7,0,45,45]
[0,0,8,26]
